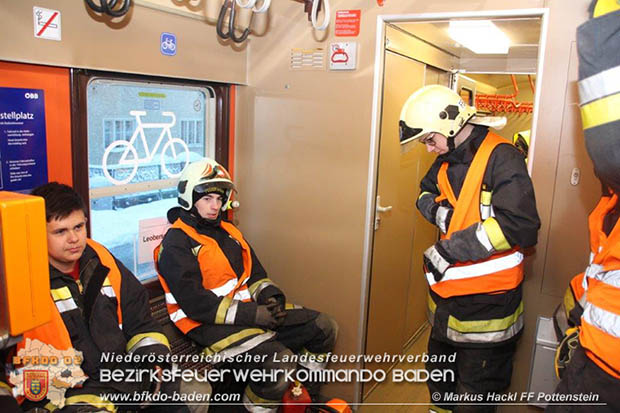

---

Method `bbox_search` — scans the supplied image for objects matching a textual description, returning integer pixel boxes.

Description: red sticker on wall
[377,0,385,6]
[335,10,361,37]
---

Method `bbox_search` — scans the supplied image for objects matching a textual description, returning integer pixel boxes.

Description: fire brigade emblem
[24,370,49,402]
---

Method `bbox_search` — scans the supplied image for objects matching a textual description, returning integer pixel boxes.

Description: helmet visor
[399,120,423,144]
[194,181,234,194]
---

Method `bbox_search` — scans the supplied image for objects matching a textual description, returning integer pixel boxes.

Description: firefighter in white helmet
[400,85,540,413]
[154,158,338,412]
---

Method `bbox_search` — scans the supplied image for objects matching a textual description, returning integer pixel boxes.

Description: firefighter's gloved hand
[423,243,455,282]
[255,304,279,329]
[266,297,287,328]
[434,205,453,234]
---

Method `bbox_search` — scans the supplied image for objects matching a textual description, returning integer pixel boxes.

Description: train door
[362,10,570,404]
[363,26,451,397]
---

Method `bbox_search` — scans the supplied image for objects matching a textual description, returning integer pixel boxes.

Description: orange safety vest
[578,193,620,379]
[154,219,253,334]
[17,239,123,366]
[430,132,524,298]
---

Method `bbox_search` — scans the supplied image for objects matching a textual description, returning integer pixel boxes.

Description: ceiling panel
[393,17,541,61]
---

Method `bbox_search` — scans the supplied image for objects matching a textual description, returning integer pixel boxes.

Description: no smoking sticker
[33,7,61,41]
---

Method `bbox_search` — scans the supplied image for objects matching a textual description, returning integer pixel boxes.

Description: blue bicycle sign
[160,32,177,56]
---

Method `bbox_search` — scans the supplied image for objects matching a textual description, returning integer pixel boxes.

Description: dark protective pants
[207,311,338,412]
[426,337,516,413]
[546,345,620,413]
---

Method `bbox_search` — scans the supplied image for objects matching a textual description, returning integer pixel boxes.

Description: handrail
[475,75,534,114]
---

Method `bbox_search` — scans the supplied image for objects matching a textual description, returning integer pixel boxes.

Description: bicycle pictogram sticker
[102,111,190,185]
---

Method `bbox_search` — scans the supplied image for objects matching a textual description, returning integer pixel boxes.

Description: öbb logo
[24,92,39,99]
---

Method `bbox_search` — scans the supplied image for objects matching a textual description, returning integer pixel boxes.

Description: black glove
[255,302,283,330]
[423,242,455,282]
[266,297,287,328]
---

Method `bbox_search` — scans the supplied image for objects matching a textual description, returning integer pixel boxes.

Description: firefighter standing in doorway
[154,158,338,413]
[547,1,620,411]
[399,85,541,413]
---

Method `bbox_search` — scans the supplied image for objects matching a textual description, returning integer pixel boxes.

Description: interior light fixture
[448,20,510,54]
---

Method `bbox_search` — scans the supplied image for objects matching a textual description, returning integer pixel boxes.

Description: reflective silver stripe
[101,286,116,298]
[127,337,165,354]
[583,302,620,339]
[233,289,251,301]
[251,281,273,301]
[480,205,491,220]
[601,270,620,288]
[447,313,524,343]
[579,293,588,307]
[242,393,278,413]
[583,264,605,291]
[165,292,177,305]
[169,308,189,323]
[225,300,240,325]
[298,358,327,370]
[589,251,595,264]
[426,251,523,286]
[55,298,77,313]
[475,223,494,253]
[435,206,450,234]
[210,279,237,297]
[118,323,123,329]
[578,65,620,105]
[210,332,275,361]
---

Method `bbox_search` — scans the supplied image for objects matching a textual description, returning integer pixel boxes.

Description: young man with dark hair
[13,182,187,412]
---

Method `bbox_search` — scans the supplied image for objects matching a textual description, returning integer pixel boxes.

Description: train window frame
[70,69,231,282]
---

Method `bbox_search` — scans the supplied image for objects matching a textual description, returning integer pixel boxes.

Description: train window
[74,76,225,281]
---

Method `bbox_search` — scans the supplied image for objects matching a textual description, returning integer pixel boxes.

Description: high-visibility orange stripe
[580,320,620,379]
[431,253,524,298]
[586,279,620,314]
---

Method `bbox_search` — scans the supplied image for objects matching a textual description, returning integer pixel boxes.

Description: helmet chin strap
[447,137,456,152]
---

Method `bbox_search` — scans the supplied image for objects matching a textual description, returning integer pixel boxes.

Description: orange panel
[0,192,50,335]
[0,61,72,185]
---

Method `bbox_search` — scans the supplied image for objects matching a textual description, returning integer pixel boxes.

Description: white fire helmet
[399,84,503,145]
[177,158,236,211]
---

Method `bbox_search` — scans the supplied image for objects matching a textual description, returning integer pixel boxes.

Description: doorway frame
[357,8,549,403]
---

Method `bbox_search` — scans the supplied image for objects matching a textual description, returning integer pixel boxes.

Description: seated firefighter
[154,158,338,412]
[15,182,187,412]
